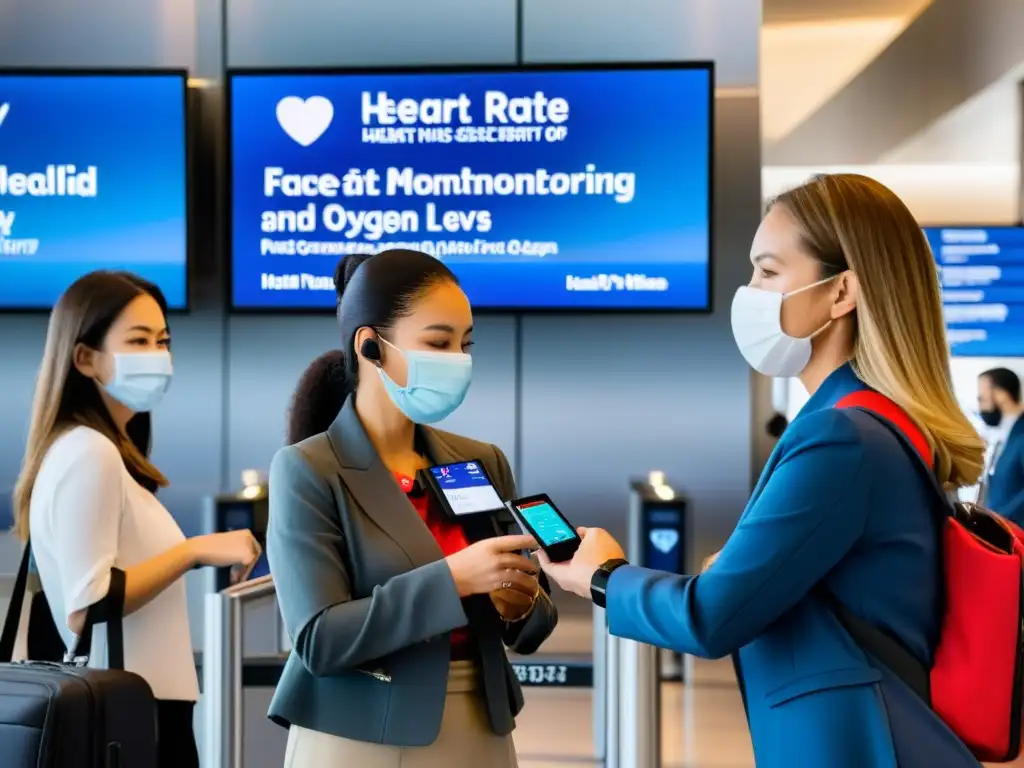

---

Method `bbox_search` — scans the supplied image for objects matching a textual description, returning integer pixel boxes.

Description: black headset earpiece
[360,338,381,362]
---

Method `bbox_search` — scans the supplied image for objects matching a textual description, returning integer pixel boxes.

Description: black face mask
[980,409,1003,428]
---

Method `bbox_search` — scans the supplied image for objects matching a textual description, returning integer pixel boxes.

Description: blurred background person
[977,368,1024,522]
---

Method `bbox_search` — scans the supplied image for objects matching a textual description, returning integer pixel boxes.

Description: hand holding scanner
[506,494,581,562]
[444,535,540,598]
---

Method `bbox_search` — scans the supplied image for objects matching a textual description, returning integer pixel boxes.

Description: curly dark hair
[286,350,349,444]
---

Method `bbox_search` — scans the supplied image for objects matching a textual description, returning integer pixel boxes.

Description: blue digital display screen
[228,65,712,311]
[248,550,270,580]
[513,499,576,546]
[0,71,188,310]
[926,226,1024,357]
[220,502,269,581]
[429,460,504,516]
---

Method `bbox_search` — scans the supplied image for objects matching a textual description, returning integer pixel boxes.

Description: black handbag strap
[70,567,126,670]
[0,542,33,663]
[0,541,126,669]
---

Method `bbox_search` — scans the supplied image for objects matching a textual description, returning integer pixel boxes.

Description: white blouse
[27,426,199,701]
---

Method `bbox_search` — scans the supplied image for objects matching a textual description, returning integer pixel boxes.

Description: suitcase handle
[0,542,126,669]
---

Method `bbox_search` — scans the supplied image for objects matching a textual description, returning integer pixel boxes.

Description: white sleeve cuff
[66,558,115,615]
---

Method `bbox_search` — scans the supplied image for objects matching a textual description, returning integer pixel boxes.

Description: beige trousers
[283,660,518,768]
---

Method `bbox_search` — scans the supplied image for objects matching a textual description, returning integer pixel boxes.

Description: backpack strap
[836,390,935,469]
[836,391,953,524]
[823,390,949,705]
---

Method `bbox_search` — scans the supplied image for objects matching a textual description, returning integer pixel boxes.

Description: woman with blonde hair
[12,270,261,767]
[540,174,985,767]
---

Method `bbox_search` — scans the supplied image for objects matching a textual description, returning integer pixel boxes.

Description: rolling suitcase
[0,542,158,767]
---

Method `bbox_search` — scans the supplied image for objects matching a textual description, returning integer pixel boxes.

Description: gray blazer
[265,396,558,746]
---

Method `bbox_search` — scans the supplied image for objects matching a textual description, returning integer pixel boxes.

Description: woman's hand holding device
[490,550,542,621]
[445,534,539,598]
[538,526,627,599]
[505,494,583,562]
[423,459,541,609]
[188,529,262,580]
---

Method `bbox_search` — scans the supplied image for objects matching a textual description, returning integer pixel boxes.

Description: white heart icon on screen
[275,96,334,147]
[649,529,679,555]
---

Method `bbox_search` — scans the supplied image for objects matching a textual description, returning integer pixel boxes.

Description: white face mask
[730,276,838,378]
[101,351,173,413]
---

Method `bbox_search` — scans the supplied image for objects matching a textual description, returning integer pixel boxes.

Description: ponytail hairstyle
[285,249,459,444]
[286,350,349,444]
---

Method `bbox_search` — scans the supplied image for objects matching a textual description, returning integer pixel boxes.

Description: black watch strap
[590,558,629,608]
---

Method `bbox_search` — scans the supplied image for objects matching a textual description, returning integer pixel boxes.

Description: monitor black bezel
[224,60,715,315]
[0,67,193,314]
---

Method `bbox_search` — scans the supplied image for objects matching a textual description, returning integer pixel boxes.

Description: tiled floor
[511,614,1024,768]
[513,662,1024,768]
[510,614,754,767]
[514,657,754,768]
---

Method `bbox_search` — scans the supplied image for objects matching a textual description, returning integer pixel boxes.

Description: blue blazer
[605,364,980,768]
[984,417,1024,525]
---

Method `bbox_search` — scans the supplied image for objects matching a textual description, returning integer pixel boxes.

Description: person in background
[12,270,261,768]
[977,367,1024,521]
[267,249,557,768]
[539,174,985,767]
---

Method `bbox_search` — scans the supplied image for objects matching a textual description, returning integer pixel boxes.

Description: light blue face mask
[102,351,173,413]
[376,337,472,424]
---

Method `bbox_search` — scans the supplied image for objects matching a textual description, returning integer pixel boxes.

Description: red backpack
[831,390,1024,762]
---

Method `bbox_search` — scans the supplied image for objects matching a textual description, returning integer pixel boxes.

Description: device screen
[512,499,577,546]
[248,550,270,580]
[429,461,505,516]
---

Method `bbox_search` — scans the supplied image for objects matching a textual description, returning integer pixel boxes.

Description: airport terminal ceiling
[763,0,931,24]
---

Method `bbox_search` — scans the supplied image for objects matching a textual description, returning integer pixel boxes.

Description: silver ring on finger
[501,581,513,590]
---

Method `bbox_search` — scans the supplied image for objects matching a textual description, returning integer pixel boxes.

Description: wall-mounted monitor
[0,70,189,311]
[925,225,1024,357]
[228,63,713,312]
